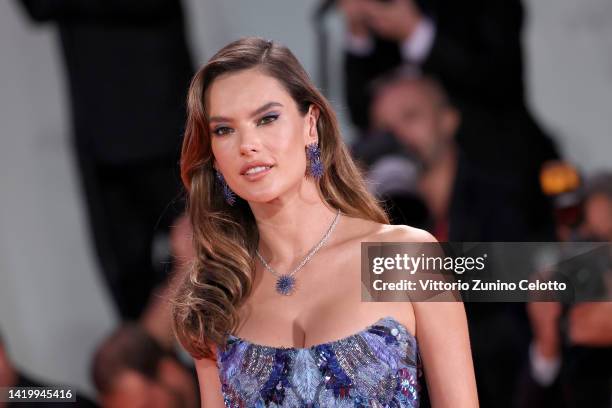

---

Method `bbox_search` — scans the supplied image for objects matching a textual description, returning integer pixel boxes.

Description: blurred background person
[360,69,545,407]
[91,323,198,408]
[339,0,559,242]
[0,330,98,408]
[363,67,566,243]
[365,154,431,229]
[340,0,527,131]
[139,213,196,351]
[89,209,198,407]
[16,0,195,321]
[539,161,583,242]
[574,172,612,243]
[360,70,459,240]
[521,172,612,408]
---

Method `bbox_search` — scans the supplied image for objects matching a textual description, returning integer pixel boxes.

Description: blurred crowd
[1,0,611,407]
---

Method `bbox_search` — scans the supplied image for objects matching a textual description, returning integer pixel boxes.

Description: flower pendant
[275,275,296,296]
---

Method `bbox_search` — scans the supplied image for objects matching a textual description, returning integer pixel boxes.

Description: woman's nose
[239,129,262,155]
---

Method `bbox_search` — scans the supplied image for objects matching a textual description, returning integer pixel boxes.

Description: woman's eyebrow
[250,101,283,117]
[208,101,284,124]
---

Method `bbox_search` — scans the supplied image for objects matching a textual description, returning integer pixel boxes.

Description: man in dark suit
[17,0,194,320]
[342,0,530,128]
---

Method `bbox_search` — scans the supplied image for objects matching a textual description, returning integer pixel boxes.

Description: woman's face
[206,68,318,204]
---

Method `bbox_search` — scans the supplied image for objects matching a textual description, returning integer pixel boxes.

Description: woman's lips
[242,165,273,181]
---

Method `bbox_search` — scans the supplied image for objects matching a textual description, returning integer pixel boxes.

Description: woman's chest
[234,245,415,348]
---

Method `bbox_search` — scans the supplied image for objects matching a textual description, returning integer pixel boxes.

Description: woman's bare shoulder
[336,216,437,249]
[361,221,437,243]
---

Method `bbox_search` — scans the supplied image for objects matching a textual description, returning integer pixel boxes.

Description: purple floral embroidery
[260,349,292,405]
[216,317,421,407]
[314,344,353,398]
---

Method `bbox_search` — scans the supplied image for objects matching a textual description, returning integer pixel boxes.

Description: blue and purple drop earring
[215,169,236,206]
[306,142,324,180]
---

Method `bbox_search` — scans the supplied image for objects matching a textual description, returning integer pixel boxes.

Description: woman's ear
[306,104,320,144]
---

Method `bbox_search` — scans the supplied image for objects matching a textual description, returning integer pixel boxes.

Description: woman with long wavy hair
[172,37,477,407]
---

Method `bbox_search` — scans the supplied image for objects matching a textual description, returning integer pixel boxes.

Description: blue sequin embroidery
[215,316,422,407]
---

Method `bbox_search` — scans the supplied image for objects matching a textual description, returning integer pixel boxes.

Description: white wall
[0,1,117,398]
[0,0,610,399]
[524,0,612,172]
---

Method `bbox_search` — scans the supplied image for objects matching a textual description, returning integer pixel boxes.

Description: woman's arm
[414,300,478,407]
[391,226,478,407]
[194,354,225,408]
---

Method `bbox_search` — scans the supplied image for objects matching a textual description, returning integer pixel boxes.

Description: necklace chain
[256,208,341,278]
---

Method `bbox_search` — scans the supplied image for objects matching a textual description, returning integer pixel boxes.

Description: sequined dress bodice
[215,316,421,407]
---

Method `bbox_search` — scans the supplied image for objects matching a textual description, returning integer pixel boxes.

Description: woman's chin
[242,192,281,205]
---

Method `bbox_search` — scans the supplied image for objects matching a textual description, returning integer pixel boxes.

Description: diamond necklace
[255,208,341,296]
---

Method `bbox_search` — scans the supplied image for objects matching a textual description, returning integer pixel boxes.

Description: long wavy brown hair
[172,37,389,359]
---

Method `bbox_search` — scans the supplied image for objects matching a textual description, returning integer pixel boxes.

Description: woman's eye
[213,126,232,136]
[258,114,279,126]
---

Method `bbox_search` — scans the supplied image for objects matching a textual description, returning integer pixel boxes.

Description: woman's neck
[249,184,338,269]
